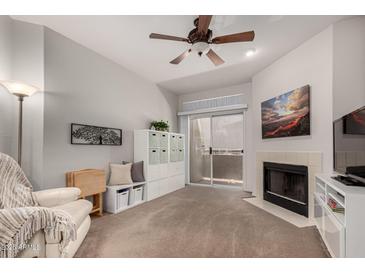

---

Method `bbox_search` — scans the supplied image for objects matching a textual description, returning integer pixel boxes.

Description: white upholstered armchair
[0,152,92,258]
[17,187,92,258]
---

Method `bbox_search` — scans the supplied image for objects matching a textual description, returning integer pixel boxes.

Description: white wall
[11,20,45,190]
[333,16,365,120]
[0,17,45,191]
[251,27,334,195]
[43,28,178,189]
[0,16,17,158]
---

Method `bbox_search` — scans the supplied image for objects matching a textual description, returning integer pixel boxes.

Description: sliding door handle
[209,147,212,155]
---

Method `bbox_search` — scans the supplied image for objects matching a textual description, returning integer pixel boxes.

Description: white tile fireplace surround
[248,151,322,227]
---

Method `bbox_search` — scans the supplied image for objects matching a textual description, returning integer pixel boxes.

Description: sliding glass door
[211,113,243,186]
[189,112,244,187]
[190,117,212,185]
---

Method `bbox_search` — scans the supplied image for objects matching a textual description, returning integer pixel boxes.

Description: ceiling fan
[149,15,255,66]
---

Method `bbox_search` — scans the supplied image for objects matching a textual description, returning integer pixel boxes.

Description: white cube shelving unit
[104,182,147,214]
[314,174,365,257]
[134,130,185,201]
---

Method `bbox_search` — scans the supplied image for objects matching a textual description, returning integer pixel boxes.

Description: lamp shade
[0,80,39,97]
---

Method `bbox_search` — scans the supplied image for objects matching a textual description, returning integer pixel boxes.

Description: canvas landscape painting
[71,123,122,145]
[261,85,310,139]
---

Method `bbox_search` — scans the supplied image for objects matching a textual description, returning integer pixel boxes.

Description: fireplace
[263,162,308,217]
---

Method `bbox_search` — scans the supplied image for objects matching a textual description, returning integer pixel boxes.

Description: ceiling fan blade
[198,15,213,35]
[212,31,255,44]
[149,33,189,42]
[170,49,192,65]
[206,49,224,66]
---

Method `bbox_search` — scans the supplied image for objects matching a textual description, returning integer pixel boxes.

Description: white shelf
[104,182,147,214]
[106,181,146,191]
[328,192,345,208]
[316,182,325,192]
[324,203,345,226]
[134,129,186,202]
[315,174,365,258]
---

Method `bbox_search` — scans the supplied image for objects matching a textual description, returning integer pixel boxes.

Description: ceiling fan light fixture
[191,42,210,55]
[150,15,255,65]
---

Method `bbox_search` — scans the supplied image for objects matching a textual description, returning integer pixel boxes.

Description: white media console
[134,130,185,201]
[314,174,365,257]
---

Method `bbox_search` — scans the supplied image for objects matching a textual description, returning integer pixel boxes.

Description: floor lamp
[0,81,39,166]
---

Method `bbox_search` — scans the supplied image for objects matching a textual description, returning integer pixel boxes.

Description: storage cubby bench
[104,182,147,214]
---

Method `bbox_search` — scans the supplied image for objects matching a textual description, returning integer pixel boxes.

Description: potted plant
[150,120,169,132]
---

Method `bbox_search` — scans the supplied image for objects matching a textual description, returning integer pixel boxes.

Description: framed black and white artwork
[71,123,122,146]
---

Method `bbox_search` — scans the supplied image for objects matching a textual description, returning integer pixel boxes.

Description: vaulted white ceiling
[13,15,347,94]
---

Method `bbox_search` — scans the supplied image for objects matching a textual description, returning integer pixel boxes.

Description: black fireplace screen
[264,162,308,217]
[267,170,307,203]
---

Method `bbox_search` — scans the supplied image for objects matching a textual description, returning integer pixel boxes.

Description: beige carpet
[75,186,329,258]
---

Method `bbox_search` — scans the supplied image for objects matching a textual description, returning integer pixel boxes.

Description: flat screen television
[333,106,365,184]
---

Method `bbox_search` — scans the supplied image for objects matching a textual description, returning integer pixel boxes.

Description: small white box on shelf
[117,189,129,209]
[160,132,168,148]
[178,135,184,149]
[170,134,178,149]
[149,148,160,164]
[149,132,160,147]
[160,148,168,163]
[178,149,184,161]
[133,186,144,204]
[133,186,143,204]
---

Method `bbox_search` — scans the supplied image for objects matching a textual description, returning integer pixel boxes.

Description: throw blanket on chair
[0,153,77,258]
